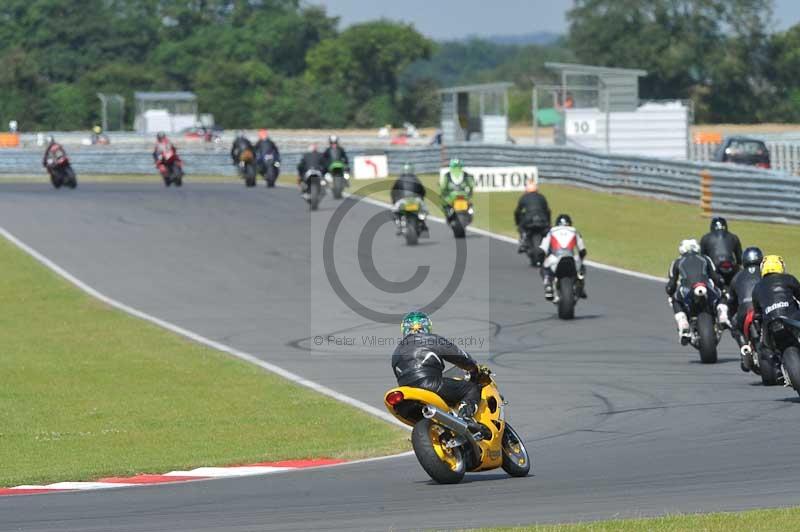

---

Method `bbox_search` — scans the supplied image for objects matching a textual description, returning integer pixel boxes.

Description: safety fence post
[700,170,712,216]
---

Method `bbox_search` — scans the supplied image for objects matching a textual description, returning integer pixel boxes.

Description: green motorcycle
[327,161,349,199]
[443,190,473,239]
[395,196,427,246]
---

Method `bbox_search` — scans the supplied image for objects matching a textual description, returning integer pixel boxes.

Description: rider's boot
[517,231,528,254]
[716,304,731,330]
[457,402,491,440]
[674,312,691,345]
[577,267,587,299]
[543,280,554,301]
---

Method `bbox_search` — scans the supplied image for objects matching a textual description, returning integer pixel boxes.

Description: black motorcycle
[394,196,427,246]
[679,281,722,364]
[303,169,325,211]
[762,316,800,396]
[545,253,584,320]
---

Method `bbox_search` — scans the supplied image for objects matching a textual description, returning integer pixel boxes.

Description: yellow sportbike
[384,366,530,484]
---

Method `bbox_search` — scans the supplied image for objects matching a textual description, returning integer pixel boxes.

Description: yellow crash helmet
[761,255,786,276]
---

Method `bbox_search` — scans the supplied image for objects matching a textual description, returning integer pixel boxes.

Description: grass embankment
[0,236,408,487]
[351,175,800,277]
[477,507,800,531]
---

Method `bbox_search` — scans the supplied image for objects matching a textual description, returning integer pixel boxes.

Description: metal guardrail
[2,144,798,224]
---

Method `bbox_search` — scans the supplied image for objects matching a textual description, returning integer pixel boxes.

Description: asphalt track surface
[1,182,800,531]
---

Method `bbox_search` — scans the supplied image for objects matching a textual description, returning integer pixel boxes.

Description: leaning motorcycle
[443,191,473,239]
[679,281,722,364]
[394,196,427,246]
[303,169,325,211]
[384,366,530,484]
[157,148,183,187]
[747,313,783,386]
[544,251,584,320]
[326,160,349,199]
[761,316,800,396]
[238,148,257,188]
[45,150,77,189]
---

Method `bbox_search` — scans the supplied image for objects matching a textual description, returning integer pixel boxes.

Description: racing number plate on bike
[453,199,469,212]
[404,202,419,212]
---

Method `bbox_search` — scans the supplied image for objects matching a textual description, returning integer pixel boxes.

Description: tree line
[0,0,796,130]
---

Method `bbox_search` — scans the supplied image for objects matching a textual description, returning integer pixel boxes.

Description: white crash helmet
[678,239,700,255]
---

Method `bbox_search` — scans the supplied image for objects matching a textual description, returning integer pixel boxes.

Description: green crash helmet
[401,311,432,336]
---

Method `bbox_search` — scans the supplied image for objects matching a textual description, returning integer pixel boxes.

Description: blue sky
[310,0,800,40]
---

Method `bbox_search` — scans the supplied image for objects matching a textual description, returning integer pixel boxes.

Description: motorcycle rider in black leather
[391,163,429,234]
[296,144,325,194]
[752,256,800,354]
[255,129,280,175]
[391,312,482,423]
[514,179,551,262]
[321,135,349,171]
[230,131,254,164]
[724,247,763,371]
[666,239,729,344]
[700,217,743,286]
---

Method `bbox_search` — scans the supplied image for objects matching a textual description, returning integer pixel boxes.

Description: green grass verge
[351,175,800,277]
[0,235,408,487]
[475,507,800,531]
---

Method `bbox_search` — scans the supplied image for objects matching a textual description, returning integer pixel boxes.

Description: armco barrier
[2,144,798,224]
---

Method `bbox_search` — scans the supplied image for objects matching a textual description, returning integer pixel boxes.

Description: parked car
[182,125,223,143]
[714,136,771,168]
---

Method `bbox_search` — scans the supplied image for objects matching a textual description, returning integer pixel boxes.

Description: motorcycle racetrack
[1,181,799,531]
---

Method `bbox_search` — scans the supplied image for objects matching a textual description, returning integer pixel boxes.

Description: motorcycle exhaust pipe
[421,405,482,459]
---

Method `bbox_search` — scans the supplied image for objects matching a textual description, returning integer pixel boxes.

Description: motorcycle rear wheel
[411,419,465,484]
[557,277,576,320]
[501,423,530,477]
[404,217,419,246]
[697,311,718,364]
[782,347,800,397]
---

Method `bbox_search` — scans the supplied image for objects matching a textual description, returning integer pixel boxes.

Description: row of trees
[2,0,799,129]
[0,0,434,129]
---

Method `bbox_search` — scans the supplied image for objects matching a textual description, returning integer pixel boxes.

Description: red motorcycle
[156,144,184,187]
[44,147,77,189]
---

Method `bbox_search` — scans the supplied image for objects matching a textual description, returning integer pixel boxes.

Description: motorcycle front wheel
[244,164,256,187]
[308,181,321,211]
[501,423,530,477]
[411,419,465,484]
[65,166,77,189]
[50,172,63,189]
[332,175,344,199]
